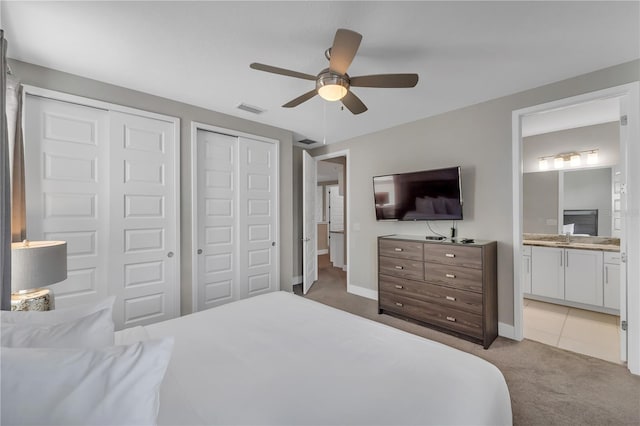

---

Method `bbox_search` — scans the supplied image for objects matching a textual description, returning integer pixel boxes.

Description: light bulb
[538,158,549,171]
[554,157,564,169]
[587,150,599,165]
[570,154,581,167]
[317,84,348,101]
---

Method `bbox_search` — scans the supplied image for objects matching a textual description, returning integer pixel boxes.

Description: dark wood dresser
[378,235,498,349]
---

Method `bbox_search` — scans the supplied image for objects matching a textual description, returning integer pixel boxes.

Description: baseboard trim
[317,249,328,255]
[347,284,378,301]
[342,264,347,272]
[498,322,518,340]
[291,275,302,286]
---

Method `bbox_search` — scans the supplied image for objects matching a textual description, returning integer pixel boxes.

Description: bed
[116,291,512,425]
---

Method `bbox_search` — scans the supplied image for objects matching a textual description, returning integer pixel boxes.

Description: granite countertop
[523,233,620,252]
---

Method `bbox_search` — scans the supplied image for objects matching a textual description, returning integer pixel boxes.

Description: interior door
[618,96,629,362]
[196,130,238,310]
[302,150,317,294]
[24,95,110,307]
[109,111,179,329]
[238,136,278,299]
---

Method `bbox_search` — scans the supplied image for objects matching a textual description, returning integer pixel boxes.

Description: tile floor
[523,298,622,364]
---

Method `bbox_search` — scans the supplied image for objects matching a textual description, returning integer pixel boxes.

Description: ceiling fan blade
[329,29,362,75]
[341,90,368,115]
[350,74,419,88]
[250,63,316,81]
[283,89,318,108]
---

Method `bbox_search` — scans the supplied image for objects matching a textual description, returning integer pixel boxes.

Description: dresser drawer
[425,263,483,293]
[380,292,483,339]
[379,239,423,261]
[379,256,424,280]
[379,275,482,315]
[424,244,482,269]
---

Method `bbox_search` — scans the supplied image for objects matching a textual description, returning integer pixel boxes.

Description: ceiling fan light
[318,84,348,101]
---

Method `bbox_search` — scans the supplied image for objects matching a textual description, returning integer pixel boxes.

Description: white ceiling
[3,1,638,147]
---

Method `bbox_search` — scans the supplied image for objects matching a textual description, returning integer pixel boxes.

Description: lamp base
[11,288,55,311]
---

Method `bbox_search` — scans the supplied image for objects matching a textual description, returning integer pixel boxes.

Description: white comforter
[117,292,512,425]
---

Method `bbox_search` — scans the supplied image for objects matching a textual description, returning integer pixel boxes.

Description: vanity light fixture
[537,149,599,171]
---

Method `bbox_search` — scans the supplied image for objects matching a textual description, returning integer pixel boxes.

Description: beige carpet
[296,257,640,425]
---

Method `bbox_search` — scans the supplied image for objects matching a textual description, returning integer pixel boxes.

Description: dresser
[378,235,498,349]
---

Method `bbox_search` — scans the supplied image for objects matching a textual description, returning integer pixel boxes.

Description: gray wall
[523,171,559,234]
[305,59,639,327]
[564,168,612,236]
[10,59,294,315]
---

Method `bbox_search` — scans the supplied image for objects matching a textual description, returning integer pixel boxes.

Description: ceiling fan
[250,29,419,115]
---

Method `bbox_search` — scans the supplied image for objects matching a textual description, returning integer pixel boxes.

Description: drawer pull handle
[445,296,456,301]
[445,273,456,278]
[445,253,455,258]
[394,285,404,289]
[446,316,456,322]
[394,248,403,252]
[395,265,404,270]
[395,302,404,307]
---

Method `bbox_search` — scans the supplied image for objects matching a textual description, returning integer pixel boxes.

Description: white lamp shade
[11,241,67,292]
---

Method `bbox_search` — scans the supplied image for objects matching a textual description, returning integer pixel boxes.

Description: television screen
[373,166,463,221]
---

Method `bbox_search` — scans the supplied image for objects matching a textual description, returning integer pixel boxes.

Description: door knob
[272,242,276,247]
[197,249,203,254]
[167,251,174,258]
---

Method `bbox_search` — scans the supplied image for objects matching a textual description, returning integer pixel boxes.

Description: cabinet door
[564,249,603,306]
[522,255,532,294]
[531,246,564,298]
[604,263,620,310]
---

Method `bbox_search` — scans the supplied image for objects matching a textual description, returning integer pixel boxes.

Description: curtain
[6,68,25,242]
[1,30,11,310]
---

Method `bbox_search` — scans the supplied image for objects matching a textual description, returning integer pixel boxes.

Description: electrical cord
[426,221,447,238]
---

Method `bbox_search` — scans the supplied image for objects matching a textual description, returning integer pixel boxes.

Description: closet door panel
[24,96,110,307]
[196,130,238,310]
[238,137,278,299]
[110,112,178,329]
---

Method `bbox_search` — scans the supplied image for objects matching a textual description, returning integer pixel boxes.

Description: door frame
[190,121,280,312]
[21,85,182,319]
[511,82,640,375]
[309,149,351,294]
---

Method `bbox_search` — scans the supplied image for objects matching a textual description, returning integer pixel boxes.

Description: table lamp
[11,240,67,311]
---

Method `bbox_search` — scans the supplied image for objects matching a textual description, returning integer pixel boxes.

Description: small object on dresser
[460,238,475,244]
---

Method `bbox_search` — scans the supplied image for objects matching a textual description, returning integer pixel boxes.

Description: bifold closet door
[196,130,238,310]
[24,95,179,329]
[24,96,111,307]
[195,130,278,311]
[109,112,179,329]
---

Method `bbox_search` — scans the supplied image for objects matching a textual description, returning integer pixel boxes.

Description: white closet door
[238,137,278,299]
[24,95,110,307]
[109,112,179,328]
[196,130,238,310]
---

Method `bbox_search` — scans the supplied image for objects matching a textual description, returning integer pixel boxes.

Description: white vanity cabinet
[527,244,617,313]
[604,252,621,310]
[530,246,565,299]
[564,248,603,306]
[522,245,532,294]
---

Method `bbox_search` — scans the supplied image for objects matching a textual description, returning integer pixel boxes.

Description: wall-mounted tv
[373,166,463,221]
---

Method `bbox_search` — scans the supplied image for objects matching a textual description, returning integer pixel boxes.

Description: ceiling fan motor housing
[316,69,350,101]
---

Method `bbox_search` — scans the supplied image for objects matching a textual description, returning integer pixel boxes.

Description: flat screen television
[373,166,463,221]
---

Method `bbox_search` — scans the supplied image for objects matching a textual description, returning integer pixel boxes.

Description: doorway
[301,149,350,296]
[512,82,640,375]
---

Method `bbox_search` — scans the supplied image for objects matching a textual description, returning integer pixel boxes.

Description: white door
[237,137,278,299]
[564,249,603,306]
[531,246,565,299]
[618,96,629,362]
[196,130,238,310]
[302,151,317,294]
[24,96,110,307]
[109,112,179,329]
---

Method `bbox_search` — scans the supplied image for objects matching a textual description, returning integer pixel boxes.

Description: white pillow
[1,296,115,325]
[1,308,114,348]
[1,338,174,426]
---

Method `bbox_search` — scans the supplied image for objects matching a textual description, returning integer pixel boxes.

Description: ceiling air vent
[237,103,265,115]
[298,139,317,145]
